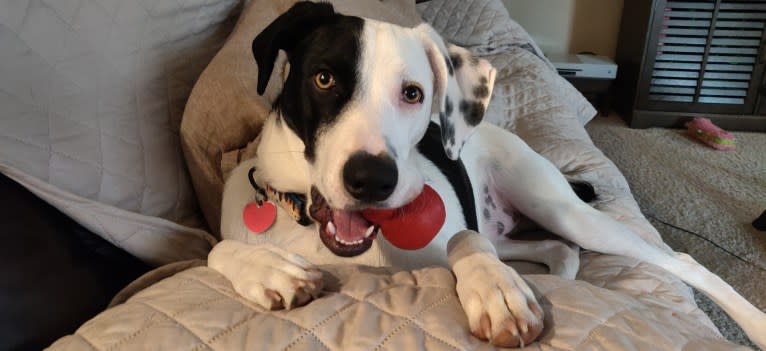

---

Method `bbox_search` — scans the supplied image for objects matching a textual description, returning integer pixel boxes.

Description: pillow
[0,0,241,226]
[416,0,549,61]
[181,0,423,235]
[0,0,241,264]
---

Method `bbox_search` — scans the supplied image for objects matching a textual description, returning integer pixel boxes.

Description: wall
[501,0,624,58]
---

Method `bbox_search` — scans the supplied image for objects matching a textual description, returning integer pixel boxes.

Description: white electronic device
[547,54,617,80]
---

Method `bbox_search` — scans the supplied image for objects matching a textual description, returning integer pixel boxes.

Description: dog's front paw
[453,253,544,348]
[209,241,323,310]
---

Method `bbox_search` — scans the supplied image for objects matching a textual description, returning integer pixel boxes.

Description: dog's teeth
[364,225,375,238]
[335,236,349,245]
[327,221,336,235]
[333,235,365,246]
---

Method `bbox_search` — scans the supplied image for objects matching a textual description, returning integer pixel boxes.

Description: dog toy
[685,117,736,151]
[362,185,446,250]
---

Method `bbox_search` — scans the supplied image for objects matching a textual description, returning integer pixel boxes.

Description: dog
[209,2,766,348]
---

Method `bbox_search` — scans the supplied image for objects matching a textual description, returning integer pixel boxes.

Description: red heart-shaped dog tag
[243,201,277,234]
[361,185,445,250]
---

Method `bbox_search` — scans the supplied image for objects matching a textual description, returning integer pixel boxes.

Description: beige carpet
[586,115,766,349]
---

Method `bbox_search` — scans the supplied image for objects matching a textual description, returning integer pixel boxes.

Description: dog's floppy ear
[252,1,336,95]
[415,24,497,160]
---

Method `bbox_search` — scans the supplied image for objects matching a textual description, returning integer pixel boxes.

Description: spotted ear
[415,24,497,160]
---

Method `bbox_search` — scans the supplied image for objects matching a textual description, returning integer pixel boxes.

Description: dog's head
[253,1,495,256]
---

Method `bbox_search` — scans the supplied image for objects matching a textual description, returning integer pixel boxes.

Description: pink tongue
[332,210,371,242]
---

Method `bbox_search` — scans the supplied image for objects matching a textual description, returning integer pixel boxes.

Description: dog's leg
[533,202,766,347]
[448,231,544,348]
[468,127,580,281]
[208,240,323,310]
[483,130,766,348]
[494,239,580,280]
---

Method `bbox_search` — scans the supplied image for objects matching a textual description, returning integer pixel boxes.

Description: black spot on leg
[483,185,489,194]
[450,53,463,70]
[445,96,453,117]
[485,195,497,210]
[444,54,454,76]
[459,100,485,126]
[479,76,488,84]
[483,208,490,219]
[497,222,505,235]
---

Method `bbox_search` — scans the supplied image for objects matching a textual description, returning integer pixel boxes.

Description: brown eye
[314,71,335,89]
[402,85,423,104]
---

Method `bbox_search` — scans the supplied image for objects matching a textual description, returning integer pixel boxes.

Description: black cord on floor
[646,214,766,273]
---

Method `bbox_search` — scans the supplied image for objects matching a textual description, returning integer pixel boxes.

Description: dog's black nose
[343,152,398,202]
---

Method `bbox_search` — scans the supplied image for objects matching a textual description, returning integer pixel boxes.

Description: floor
[586,115,766,349]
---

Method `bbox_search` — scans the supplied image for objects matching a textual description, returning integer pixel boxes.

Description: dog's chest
[416,122,477,232]
[418,123,523,245]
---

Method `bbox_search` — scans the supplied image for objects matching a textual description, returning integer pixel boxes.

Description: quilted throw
[0,0,239,264]
[48,255,745,351]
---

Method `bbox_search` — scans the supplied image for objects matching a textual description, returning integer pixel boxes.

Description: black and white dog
[210,2,765,348]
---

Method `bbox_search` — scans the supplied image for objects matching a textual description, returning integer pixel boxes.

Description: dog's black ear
[252,1,336,95]
[415,24,496,160]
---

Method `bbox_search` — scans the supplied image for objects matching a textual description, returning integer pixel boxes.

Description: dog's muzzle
[308,187,379,257]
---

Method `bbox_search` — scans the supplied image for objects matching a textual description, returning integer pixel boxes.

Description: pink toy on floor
[685,117,736,151]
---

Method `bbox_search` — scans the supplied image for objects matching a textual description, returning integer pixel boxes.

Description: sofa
[0,0,749,350]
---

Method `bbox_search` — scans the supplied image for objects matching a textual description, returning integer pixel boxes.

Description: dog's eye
[402,85,424,104]
[314,71,336,90]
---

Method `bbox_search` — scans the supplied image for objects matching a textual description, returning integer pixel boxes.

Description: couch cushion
[0,0,240,264]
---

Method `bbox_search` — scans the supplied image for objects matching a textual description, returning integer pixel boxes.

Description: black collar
[247,167,312,226]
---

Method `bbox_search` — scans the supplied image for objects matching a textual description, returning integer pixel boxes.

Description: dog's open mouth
[308,187,379,257]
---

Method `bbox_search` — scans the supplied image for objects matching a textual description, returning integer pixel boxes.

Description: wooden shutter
[640,0,766,113]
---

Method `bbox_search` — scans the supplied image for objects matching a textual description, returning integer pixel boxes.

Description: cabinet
[614,0,766,131]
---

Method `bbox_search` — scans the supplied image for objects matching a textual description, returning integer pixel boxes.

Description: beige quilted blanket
[46,0,747,350]
[48,254,743,350]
